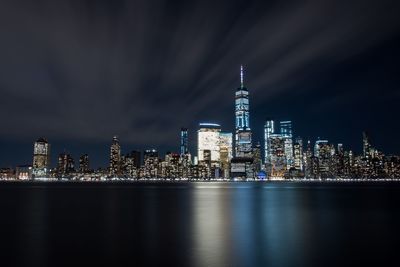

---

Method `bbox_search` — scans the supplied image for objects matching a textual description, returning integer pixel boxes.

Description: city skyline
[1,2,400,267]
[0,67,399,171]
[1,0,400,169]
[1,61,399,169]
[1,66,399,180]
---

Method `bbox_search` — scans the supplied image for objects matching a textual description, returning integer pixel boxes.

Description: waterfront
[0,182,399,267]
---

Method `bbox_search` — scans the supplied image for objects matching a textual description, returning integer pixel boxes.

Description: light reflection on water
[1,182,399,267]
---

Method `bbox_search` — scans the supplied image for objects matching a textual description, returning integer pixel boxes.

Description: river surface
[0,182,399,267]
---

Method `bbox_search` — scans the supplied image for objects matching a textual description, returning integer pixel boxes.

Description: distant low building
[16,165,32,180]
[0,167,14,180]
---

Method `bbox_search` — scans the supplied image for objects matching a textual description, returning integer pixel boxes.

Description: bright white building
[197,123,221,167]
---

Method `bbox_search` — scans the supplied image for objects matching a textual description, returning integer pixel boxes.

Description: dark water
[0,182,399,267]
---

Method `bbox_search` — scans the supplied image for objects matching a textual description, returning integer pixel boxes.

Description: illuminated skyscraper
[314,139,333,178]
[269,134,286,178]
[336,144,345,178]
[143,149,159,178]
[121,151,140,178]
[253,142,262,174]
[219,132,233,178]
[58,153,75,175]
[362,131,371,158]
[32,138,50,177]
[280,121,294,169]
[235,65,252,158]
[314,139,328,158]
[219,132,233,160]
[197,123,221,167]
[79,154,90,173]
[264,119,275,164]
[293,137,303,171]
[129,150,141,169]
[304,140,313,178]
[180,128,188,155]
[280,121,292,137]
[109,135,121,177]
[163,152,180,179]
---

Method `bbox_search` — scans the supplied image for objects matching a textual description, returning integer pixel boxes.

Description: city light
[0,66,399,182]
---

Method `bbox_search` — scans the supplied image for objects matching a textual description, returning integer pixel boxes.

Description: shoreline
[1,178,400,184]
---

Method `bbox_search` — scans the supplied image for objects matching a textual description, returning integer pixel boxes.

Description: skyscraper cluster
[1,67,400,181]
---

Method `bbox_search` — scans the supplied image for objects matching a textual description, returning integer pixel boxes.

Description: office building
[79,154,90,173]
[219,132,233,178]
[280,121,293,169]
[269,134,287,178]
[32,138,50,178]
[235,65,252,158]
[57,153,75,175]
[264,119,275,164]
[253,142,262,174]
[293,137,303,171]
[180,128,189,155]
[16,165,32,180]
[197,123,221,167]
[143,149,159,178]
[109,135,121,177]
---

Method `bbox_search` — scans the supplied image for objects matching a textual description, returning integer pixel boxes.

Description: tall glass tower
[264,119,275,164]
[280,120,294,168]
[235,65,252,158]
[109,135,121,177]
[180,128,188,155]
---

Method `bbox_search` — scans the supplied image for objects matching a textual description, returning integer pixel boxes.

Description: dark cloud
[1,0,400,167]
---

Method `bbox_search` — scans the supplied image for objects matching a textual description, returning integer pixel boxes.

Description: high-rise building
[264,119,275,164]
[337,143,344,154]
[58,153,75,175]
[32,138,50,178]
[304,140,314,178]
[180,128,188,156]
[315,140,333,178]
[219,132,233,160]
[363,131,371,158]
[336,144,345,178]
[219,132,233,178]
[143,149,159,178]
[293,137,303,171]
[79,154,90,173]
[314,139,328,158]
[253,142,262,174]
[197,123,221,167]
[280,121,292,137]
[280,121,294,169]
[163,152,180,178]
[269,134,287,178]
[109,135,121,177]
[121,152,139,178]
[235,65,252,158]
[128,150,141,169]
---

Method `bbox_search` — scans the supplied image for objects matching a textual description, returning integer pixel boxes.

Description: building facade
[32,138,50,178]
[219,132,233,178]
[109,136,121,177]
[180,128,188,156]
[79,154,90,173]
[197,123,221,167]
[235,65,252,158]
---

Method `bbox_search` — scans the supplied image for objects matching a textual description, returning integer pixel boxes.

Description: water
[0,182,399,267]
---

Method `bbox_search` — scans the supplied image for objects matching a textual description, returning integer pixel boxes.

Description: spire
[240,65,244,88]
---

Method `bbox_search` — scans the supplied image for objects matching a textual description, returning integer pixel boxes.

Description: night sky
[1,0,400,168]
